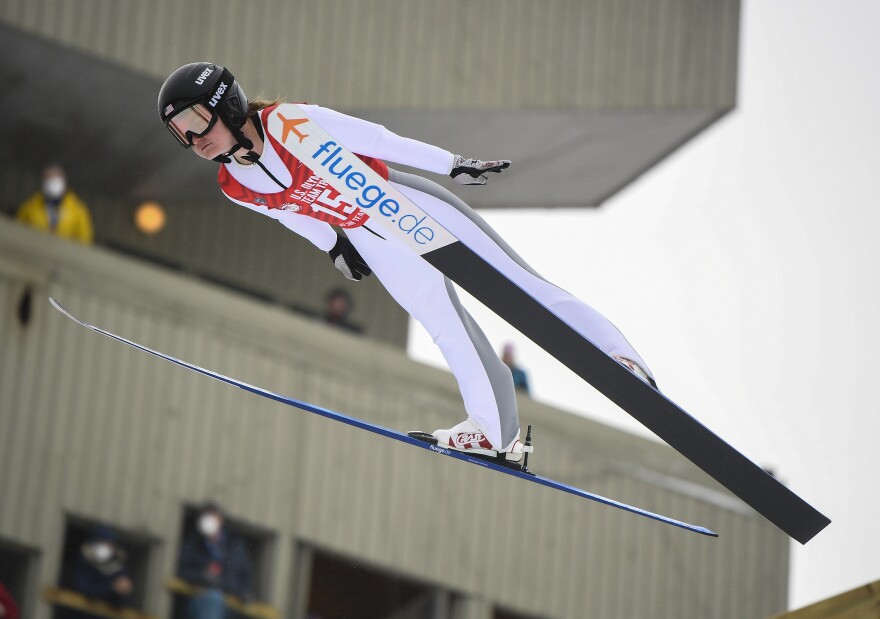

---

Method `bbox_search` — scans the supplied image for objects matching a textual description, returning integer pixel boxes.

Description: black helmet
[158,62,252,162]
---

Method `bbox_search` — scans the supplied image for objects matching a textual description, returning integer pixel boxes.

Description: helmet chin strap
[213,115,259,164]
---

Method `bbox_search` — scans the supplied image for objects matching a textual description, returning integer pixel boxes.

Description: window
[53,515,156,616]
[494,607,548,619]
[171,503,275,618]
[0,538,38,618]
[300,546,454,619]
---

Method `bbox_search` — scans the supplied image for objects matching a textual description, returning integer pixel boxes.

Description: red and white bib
[218,105,389,229]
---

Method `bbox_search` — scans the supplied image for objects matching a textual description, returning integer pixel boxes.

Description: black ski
[423,242,830,544]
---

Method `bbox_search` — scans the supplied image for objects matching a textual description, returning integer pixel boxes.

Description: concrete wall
[0,218,788,618]
[0,0,739,110]
[0,0,742,353]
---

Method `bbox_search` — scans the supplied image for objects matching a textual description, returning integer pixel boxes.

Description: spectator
[501,343,530,394]
[66,525,133,617]
[321,287,363,334]
[177,502,252,619]
[16,164,94,244]
[0,581,19,619]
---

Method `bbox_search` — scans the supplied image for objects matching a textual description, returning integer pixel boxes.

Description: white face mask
[198,514,222,537]
[43,176,66,199]
[92,542,113,562]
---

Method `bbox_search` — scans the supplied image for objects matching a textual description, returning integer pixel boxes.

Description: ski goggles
[165,103,218,147]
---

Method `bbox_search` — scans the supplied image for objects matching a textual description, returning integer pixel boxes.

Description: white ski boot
[613,355,658,389]
[430,418,533,464]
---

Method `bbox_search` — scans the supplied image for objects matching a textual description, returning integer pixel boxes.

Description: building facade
[0,220,788,618]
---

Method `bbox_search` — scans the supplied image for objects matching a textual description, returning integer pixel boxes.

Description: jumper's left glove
[450,155,511,185]
[329,235,372,281]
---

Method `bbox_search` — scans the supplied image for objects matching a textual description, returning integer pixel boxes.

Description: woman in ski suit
[158,62,654,466]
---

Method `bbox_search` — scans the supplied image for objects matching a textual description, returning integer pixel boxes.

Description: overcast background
[410,0,880,610]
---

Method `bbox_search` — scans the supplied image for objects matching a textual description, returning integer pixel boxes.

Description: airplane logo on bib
[277,113,309,144]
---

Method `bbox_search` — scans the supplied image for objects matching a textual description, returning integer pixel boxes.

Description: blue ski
[50,297,717,538]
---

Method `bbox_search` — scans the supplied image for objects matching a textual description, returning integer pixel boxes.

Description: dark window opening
[171,504,274,618]
[0,538,38,618]
[305,548,447,619]
[54,515,155,616]
[494,606,548,619]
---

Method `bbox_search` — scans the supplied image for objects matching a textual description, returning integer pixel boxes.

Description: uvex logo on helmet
[209,82,228,108]
[194,67,214,85]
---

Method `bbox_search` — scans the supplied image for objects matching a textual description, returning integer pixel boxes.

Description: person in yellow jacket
[16,164,94,244]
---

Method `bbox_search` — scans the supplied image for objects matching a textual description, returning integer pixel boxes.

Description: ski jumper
[217,103,653,450]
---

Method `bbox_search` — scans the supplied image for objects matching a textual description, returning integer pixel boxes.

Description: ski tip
[48,296,67,315]
[48,296,84,326]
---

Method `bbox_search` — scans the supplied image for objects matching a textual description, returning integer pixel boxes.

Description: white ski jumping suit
[217,103,653,450]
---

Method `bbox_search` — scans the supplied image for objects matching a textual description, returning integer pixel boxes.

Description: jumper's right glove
[329,235,372,281]
[450,155,511,185]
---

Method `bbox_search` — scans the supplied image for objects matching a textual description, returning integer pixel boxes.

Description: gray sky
[410,0,880,609]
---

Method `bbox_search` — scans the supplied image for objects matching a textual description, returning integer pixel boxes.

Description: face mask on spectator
[43,175,66,200]
[92,542,113,563]
[198,514,222,537]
